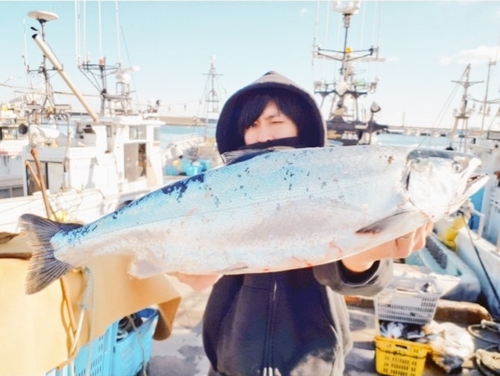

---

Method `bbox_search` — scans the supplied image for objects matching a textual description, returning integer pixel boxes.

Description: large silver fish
[20,146,488,294]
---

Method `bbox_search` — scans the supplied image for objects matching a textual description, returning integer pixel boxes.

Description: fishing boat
[312,1,388,146]
[440,136,500,319]
[403,233,481,302]
[407,64,500,319]
[0,10,166,234]
[446,139,500,319]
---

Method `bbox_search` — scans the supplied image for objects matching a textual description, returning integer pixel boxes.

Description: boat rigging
[312,0,387,145]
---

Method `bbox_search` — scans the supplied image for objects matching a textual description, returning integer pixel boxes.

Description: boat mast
[448,64,482,152]
[199,56,225,135]
[479,60,497,137]
[313,1,380,123]
[33,35,99,123]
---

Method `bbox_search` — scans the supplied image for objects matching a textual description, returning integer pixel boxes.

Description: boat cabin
[19,115,164,198]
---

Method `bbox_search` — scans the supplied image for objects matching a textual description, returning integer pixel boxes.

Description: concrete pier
[148,276,494,376]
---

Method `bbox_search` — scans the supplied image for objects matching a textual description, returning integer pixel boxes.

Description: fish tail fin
[19,213,78,295]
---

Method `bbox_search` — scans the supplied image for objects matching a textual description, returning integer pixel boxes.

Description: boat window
[25,161,49,196]
[106,125,112,138]
[0,127,26,141]
[129,126,146,140]
[0,186,23,199]
[0,188,10,199]
[25,161,63,195]
[154,127,161,141]
[487,130,500,141]
[124,143,147,182]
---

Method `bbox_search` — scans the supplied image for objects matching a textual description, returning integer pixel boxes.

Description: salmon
[19,145,488,294]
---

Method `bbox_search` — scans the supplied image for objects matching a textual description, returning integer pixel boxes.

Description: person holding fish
[172,71,433,376]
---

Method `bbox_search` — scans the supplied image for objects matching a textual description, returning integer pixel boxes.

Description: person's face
[243,101,298,145]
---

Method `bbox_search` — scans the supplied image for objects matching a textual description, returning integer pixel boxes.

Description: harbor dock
[149,275,494,376]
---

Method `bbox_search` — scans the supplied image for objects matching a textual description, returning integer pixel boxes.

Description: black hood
[216,71,326,155]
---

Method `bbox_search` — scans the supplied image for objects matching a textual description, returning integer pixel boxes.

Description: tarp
[0,234,182,376]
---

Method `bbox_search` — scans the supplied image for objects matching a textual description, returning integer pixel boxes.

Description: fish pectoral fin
[128,258,165,279]
[356,211,424,235]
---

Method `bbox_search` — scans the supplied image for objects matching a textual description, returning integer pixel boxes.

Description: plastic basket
[111,308,159,376]
[47,321,116,376]
[374,336,430,376]
[375,276,442,325]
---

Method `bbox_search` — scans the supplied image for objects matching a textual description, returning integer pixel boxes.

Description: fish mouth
[449,172,490,211]
[464,173,490,197]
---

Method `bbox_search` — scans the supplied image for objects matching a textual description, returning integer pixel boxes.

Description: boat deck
[149,276,494,376]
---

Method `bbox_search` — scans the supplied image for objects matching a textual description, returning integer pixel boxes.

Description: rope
[127,314,149,376]
[468,321,500,345]
[67,267,95,376]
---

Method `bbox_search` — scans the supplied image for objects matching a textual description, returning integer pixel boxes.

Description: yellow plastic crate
[374,336,430,376]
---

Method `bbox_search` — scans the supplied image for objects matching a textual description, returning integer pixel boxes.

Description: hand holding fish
[168,272,221,292]
[341,221,433,273]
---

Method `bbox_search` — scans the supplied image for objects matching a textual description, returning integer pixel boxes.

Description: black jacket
[203,72,393,375]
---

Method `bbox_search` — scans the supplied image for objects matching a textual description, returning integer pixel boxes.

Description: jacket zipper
[263,273,278,375]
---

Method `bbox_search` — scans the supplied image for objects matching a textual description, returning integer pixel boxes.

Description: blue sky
[1,1,500,129]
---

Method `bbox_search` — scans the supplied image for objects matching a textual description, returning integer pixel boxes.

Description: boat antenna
[98,0,103,60]
[32,32,100,122]
[22,18,30,81]
[115,0,122,64]
[27,10,59,110]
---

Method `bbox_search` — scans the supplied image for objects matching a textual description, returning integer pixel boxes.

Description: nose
[255,126,272,142]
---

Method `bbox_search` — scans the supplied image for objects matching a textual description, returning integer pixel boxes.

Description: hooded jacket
[216,71,326,155]
[203,71,393,376]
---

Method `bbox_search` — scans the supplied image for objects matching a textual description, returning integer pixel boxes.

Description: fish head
[406,149,489,220]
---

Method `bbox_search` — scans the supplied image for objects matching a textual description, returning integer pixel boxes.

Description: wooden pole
[29,147,53,219]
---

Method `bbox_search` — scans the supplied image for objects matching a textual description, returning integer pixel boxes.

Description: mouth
[463,173,490,199]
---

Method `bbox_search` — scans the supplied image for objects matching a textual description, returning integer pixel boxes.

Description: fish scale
[19,145,488,294]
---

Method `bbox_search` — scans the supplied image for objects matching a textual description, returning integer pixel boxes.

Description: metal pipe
[32,33,99,123]
[472,208,485,239]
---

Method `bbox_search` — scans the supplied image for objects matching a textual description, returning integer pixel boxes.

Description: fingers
[395,221,433,257]
[425,221,434,236]
[167,272,221,291]
[395,234,414,259]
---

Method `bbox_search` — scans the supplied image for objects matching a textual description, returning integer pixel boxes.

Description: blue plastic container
[198,158,212,172]
[47,321,116,376]
[110,308,159,376]
[46,308,158,376]
[180,158,193,174]
[164,165,179,176]
[185,164,202,176]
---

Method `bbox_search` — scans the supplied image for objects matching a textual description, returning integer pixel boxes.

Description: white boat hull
[455,229,500,318]
[404,233,481,302]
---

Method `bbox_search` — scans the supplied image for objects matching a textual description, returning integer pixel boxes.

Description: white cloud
[384,56,400,63]
[441,46,499,65]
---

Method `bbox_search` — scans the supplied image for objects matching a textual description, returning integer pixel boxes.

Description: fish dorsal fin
[221,148,277,165]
